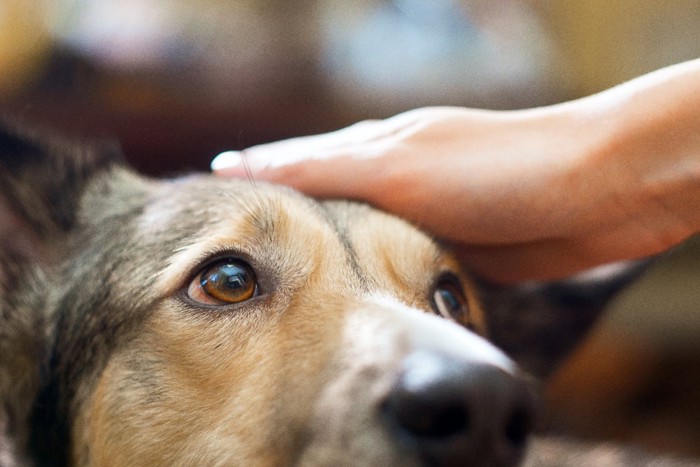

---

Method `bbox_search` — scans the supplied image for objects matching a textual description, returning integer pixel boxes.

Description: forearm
[571,59,700,252]
[461,60,700,281]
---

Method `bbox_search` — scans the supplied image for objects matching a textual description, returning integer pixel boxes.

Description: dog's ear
[0,119,122,263]
[478,261,650,379]
[0,120,124,466]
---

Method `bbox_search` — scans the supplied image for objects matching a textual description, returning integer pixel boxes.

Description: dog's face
[0,123,638,467]
[65,174,533,466]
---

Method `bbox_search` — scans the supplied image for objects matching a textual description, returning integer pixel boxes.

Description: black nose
[382,351,538,467]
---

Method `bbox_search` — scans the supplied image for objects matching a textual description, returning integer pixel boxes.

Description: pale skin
[213,59,700,284]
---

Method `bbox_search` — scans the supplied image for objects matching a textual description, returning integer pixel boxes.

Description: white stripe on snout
[362,294,516,374]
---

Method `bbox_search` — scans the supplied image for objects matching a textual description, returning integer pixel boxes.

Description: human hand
[213,63,700,283]
[211,107,587,282]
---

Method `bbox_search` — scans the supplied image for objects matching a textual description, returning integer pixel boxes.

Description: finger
[451,227,667,284]
[211,120,388,177]
[211,108,444,178]
[216,144,402,206]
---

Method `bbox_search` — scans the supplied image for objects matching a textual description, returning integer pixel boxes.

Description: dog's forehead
[319,199,446,285]
[141,175,438,246]
[141,176,341,242]
[126,176,307,249]
[138,175,445,297]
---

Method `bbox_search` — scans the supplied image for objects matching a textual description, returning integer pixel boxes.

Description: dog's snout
[382,351,538,467]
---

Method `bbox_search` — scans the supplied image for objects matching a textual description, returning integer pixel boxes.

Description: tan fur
[4,124,685,466]
[70,180,494,465]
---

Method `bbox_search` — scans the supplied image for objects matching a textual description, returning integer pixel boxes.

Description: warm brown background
[2,0,699,458]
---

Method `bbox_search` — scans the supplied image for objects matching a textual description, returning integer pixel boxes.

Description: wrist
[572,60,700,250]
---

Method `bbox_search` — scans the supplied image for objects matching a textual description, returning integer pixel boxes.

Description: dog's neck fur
[0,261,51,466]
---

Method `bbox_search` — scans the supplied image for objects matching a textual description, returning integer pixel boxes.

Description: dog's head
[0,121,637,466]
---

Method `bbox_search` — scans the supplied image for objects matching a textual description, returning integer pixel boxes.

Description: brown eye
[432,276,469,325]
[187,259,257,305]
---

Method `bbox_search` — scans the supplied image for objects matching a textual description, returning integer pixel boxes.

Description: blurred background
[1,0,699,459]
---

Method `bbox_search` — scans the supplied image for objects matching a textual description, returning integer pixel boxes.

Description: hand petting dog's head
[0,120,638,466]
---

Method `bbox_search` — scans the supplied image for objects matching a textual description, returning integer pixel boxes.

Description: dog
[0,121,694,466]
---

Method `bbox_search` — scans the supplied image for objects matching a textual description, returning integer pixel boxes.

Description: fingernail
[211,150,244,172]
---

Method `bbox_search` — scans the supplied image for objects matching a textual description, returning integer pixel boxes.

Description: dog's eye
[432,276,469,324]
[187,259,257,305]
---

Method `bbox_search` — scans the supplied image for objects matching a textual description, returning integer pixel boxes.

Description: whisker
[235,129,258,192]
[240,149,258,191]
